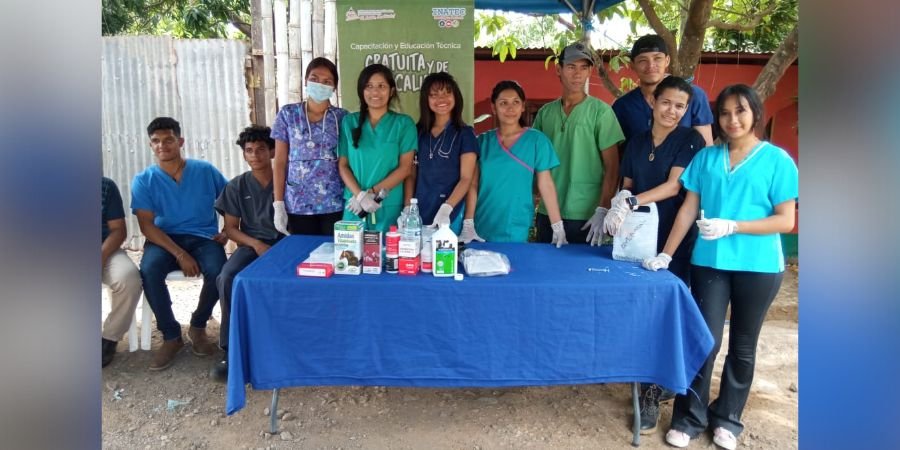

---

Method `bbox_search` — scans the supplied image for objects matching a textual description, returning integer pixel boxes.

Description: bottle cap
[410,198,418,204]
[389,225,397,232]
[454,273,464,281]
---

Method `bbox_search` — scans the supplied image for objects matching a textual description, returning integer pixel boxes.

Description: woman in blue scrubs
[404,72,477,233]
[461,80,567,247]
[643,84,798,450]
[604,76,705,285]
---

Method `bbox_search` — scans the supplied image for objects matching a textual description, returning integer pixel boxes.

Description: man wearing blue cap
[532,42,625,246]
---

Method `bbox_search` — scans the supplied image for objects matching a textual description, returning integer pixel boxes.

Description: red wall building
[473,48,799,255]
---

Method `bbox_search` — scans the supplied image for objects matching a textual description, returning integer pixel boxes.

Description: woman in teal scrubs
[643,84,798,450]
[461,80,567,246]
[337,64,417,232]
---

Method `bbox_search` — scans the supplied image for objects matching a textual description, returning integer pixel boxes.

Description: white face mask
[306,81,334,103]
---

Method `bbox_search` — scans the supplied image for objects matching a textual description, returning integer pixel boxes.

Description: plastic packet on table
[460,248,510,277]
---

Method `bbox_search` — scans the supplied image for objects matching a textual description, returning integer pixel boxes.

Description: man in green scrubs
[532,42,625,245]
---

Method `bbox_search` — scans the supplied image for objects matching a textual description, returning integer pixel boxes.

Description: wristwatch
[626,196,640,210]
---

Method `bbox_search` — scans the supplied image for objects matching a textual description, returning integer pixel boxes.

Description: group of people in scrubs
[263,34,797,450]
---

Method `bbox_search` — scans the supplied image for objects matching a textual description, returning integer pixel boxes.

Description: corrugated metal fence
[102,36,251,249]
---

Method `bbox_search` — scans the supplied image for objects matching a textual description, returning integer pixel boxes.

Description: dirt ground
[101,252,797,450]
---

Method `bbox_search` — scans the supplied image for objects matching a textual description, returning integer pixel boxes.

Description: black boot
[102,338,117,368]
[210,350,227,383]
[637,384,662,434]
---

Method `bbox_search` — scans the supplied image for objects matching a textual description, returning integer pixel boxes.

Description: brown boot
[149,336,184,371]
[187,326,217,356]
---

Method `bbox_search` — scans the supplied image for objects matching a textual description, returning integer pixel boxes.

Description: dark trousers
[535,213,590,244]
[215,245,260,349]
[671,265,784,437]
[288,211,343,235]
[140,234,226,341]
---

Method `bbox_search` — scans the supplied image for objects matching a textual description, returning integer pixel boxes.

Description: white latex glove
[459,219,485,243]
[550,220,568,248]
[611,189,632,209]
[431,203,453,227]
[603,202,631,236]
[580,207,609,246]
[642,252,672,271]
[696,217,738,240]
[273,201,290,235]
[347,191,366,215]
[360,190,382,213]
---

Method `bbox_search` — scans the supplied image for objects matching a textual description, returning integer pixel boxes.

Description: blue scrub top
[681,141,799,273]
[414,123,478,224]
[621,127,705,260]
[131,159,228,239]
[612,83,713,144]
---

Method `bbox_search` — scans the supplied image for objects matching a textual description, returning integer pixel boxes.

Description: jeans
[215,245,260,349]
[140,234,226,341]
[670,265,784,437]
[535,213,590,244]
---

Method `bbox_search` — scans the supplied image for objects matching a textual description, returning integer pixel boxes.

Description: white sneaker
[713,427,737,450]
[665,429,691,448]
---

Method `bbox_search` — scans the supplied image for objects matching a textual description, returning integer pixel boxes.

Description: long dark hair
[713,83,764,141]
[352,64,399,148]
[417,72,465,135]
[490,80,527,128]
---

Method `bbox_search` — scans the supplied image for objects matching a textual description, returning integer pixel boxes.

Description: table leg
[631,382,640,447]
[269,388,280,434]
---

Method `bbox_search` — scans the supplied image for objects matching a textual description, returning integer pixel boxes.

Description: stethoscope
[303,101,339,151]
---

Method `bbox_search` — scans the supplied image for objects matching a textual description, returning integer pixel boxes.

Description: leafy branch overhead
[476,0,797,101]
[102,0,251,38]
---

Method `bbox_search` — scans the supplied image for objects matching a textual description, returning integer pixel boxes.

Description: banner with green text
[337,0,474,123]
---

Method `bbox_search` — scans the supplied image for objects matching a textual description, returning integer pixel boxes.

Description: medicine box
[334,220,364,275]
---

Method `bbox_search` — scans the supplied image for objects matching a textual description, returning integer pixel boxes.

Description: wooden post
[274,0,289,107]
[261,0,277,124]
[301,0,313,95]
[288,0,303,103]
[312,0,325,57]
[249,0,267,125]
[323,0,338,105]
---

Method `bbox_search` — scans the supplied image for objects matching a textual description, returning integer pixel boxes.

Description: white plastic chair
[126,270,202,351]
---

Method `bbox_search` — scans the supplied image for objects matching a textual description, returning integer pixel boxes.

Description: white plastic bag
[460,249,510,277]
[613,202,659,263]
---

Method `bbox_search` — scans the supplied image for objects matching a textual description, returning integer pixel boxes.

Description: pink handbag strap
[495,128,534,174]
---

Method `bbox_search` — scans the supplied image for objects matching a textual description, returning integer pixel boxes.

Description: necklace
[167,159,186,181]
[648,132,667,162]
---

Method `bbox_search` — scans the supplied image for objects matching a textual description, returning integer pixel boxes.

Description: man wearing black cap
[610,35,715,438]
[532,42,625,246]
[612,34,714,149]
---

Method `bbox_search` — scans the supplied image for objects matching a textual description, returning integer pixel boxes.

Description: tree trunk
[753,23,799,102]
[676,0,713,78]
[596,55,624,98]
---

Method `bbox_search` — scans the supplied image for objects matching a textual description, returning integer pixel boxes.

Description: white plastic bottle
[431,223,458,277]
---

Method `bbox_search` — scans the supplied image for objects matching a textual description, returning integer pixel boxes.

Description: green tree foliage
[709,0,798,52]
[102,0,251,39]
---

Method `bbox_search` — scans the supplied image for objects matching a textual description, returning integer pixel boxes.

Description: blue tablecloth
[226,236,713,415]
